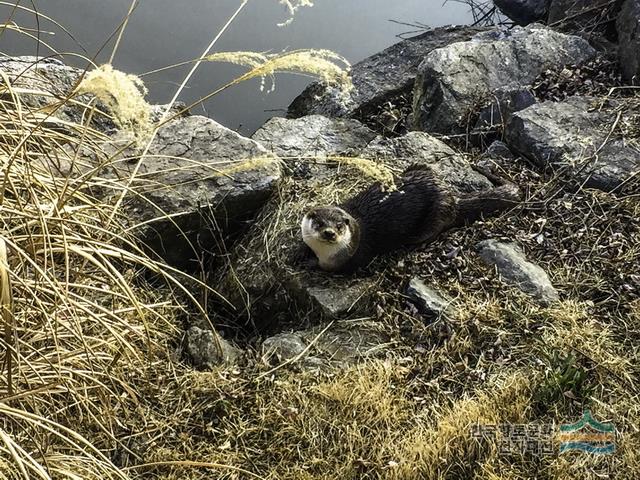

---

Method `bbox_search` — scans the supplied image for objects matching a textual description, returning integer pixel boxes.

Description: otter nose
[322,229,336,241]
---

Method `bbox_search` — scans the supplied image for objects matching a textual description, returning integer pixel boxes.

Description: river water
[1,0,473,134]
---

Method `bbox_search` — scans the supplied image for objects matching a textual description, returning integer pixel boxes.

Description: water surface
[1,0,474,134]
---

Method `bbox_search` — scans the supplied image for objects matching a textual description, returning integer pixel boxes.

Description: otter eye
[343,218,350,225]
[315,220,324,229]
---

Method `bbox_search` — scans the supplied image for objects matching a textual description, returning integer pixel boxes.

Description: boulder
[287,26,484,124]
[505,96,640,192]
[476,239,559,305]
[1,57,280,269]
[109,115,281,268]
[493,0,549,25]
[252,115,376,158]
[406,278,454,320]
[617,0,640,84]
[184,326,242,368]
[0,56,115,132]
[253,115,493,194]
[252,115,377,179]
[411,25,595,134]
[362,132,493,194]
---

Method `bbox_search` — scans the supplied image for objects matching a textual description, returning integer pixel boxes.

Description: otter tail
[454,171,521,226]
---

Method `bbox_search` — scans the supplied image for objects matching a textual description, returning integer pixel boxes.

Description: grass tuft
[76,64,152,143]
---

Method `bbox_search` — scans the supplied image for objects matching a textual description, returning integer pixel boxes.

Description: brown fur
[302,165,521,273]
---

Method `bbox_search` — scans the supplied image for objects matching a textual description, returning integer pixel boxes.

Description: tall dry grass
[2,2,638,480]
[0,1,352,478]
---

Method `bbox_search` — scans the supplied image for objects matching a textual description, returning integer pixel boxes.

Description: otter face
[301,207,354,264]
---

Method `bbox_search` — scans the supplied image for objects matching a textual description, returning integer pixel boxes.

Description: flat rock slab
[287,26,484,121]
[362,132,492,194]
[252,115,377,179]
[406,277,454,320]
[110,115,281,268]
[505,96,640,192]
[261,321,388,370]
[305,283,370,317]
[476,239,559,305]
[252,115,377,158]
[283,269,375,318]
[617,0,640,84]
[253,115,493,194]
[412,25,595,134]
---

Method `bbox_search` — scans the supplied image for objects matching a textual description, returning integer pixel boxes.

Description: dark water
[0,0,474,134]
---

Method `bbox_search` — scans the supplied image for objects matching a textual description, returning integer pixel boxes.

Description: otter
[299,165,521,273]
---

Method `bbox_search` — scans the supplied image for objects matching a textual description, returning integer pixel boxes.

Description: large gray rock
[0,56,190,131]
[0,56,115,131]
[110,115,281,268]
[253,115,493,194]
[494,0,549,25]
[476,239,559,305]
[274,267,377,320]
[505,96,640,191]
[362,132,493,194]
[412,25,595,134]
[184,326,242,368]
[252,115,377,158]
[305,282,372,317]
[287,26,484,121]
[617,0,640,84]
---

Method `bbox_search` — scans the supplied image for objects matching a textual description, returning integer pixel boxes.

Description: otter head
[301,207,357,269]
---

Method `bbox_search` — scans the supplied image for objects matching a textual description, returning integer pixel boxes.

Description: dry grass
[76,64,152,143]
[0,52,210,478]
[217,117,640,478]
[1,1,639,479]
[0,2,358,478]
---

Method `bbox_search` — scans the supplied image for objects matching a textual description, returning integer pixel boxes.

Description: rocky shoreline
[3,2,638,371]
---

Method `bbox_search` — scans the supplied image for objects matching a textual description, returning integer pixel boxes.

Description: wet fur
[333,167,456,272]
[301,165,520,273]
